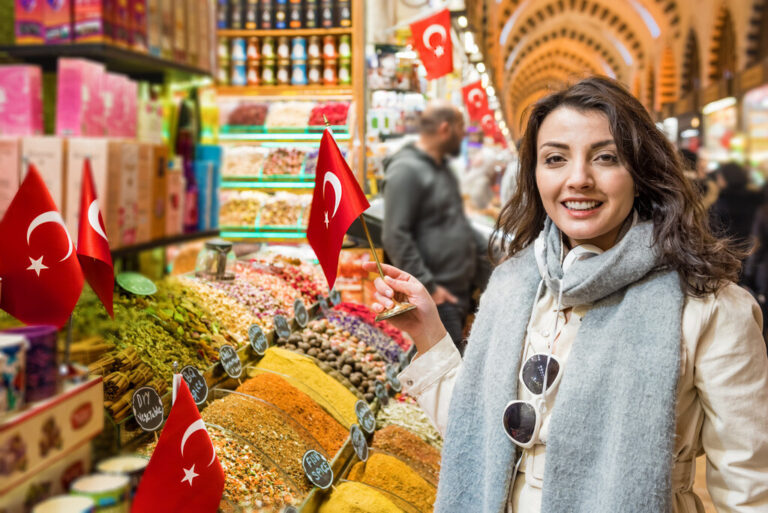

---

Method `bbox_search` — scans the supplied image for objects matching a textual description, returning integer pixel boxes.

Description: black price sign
[355,400,376,434]
[283,507,298,513]
[386,364,402,392]
[302,449,333,490]
[317,296,330,317]
[181,366,209,405]
[274,315,291,339]
[350,424,369,462]
[218,345,242,379]
[248,324,268,355]
[375,380,389,406]
[329,288,342,306]
[293,299,308,328]
[131,386,163,432]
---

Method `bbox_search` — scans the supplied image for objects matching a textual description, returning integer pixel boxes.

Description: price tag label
[350,424,369,462]
[386,364,402,392]
[274,315,291,339]
[375,380,389,406]
[317,296,330,317]
[293,299,308,328]
[131,386,164,432]
[218,345,243,379]
[283,507,298,513]
[181,366,209,406]
[329,288,342,306]
[302,449,333,490]
[248,324,268,355]
[355,400,376,434]
[116,272,157,296]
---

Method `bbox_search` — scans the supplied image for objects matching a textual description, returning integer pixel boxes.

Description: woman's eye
[544,155,565,165]
[595,154,619,164]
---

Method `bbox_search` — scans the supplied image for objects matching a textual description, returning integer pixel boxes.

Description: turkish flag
[132,379,225,513]
[306,129,369,289]
[480,109,498,136]
[410,9,453,80]
[462,81,489,121]
[0,165,84,328]
[77,158,114,317]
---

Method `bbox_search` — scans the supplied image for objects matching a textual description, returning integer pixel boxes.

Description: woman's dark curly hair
[491,76,745,295]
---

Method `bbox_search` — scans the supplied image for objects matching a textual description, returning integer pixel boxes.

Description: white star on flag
[27,256,48,276]
[181,464,198,486]
[434,46,444,57]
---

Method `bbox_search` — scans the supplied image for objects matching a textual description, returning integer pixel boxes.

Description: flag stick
[64,315,73,368]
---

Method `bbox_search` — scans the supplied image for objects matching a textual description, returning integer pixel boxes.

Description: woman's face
[535,107,635,251]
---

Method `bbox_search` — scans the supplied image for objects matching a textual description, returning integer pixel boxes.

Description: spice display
[227,103,269,126]
[277,319,387,402]
[377,402,443,449]
[334,302,412,351]
[372,425,441,484]
[206,279,289,330]
[256,347,358,427]
[347,453,436,513]
[327,310,402,363]
[237,263,301,312]
[236,372,348,456]
[219,190,267,227]
[256,257,325,304]
[202,392,317,494]
[259,193,311,227]
[318,481,405,513]
[179,277,264,338]
[262,148,306,176]
[140,425,298,511]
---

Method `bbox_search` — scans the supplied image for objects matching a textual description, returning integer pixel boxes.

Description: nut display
[258,193,310,227]
[265,101,315,128]
[222,146,268,177]
[327,310,403,363]
[219,190,267,227]
[262,148,306,176]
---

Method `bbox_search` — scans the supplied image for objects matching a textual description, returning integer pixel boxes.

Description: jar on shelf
[260,0,273,29]
[218,37,230,60]
[274,0,288,29]
[247,62,261,85]
[338,57,351,85]
[288,0,303,28]
[292,60,308,85]
[337,0,351,27]
[230,0,244,29]
[217,0,228,28]
[217,63,230,85]
[231,37,247,62]
[323,58,338,85]
[320,0,334,28]
[308,35,322,59]
[277,58,291,85]
[323,35,337,58]
[231,62,247,86]
[247,37,261,61]
[338,34,351,58]
[304,0,318,28]
[277,36,291,58]
[261,36,275,58]
[308,58,323,84]
[245,0,259,29]
[262,58,277,84]
[291,37,307,59]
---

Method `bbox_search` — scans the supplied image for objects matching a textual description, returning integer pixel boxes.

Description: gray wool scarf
[435,218,684,513]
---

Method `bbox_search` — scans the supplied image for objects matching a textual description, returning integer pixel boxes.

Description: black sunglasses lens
[503,402,537,444]
[521,354,560,395]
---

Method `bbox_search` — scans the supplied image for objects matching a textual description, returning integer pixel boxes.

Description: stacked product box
[0,138,21,219]
[44,0,73,44]
[55,59,106,137]
[0,65,44,137]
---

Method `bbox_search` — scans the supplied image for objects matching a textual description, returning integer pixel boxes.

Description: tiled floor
[694,455,717,513]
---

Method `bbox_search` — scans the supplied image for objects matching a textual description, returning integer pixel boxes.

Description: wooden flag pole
[322,115,415,321]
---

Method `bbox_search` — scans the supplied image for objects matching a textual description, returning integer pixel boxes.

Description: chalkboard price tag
[283,507,298,513]
[375,380,389,406]
[302,450,333,490]
[218,345,243,379]
[131,386,164,432]
[350,424,369,462]
[355,400,376,434]
[293,299,309,328]
[329,288,342,306]
[181,366,209,405]
[386,364,402,392]
[274,315,291,339]
[317,296,330,317]
[248,324,268,355]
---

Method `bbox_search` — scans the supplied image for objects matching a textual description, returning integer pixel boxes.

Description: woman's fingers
[361,261,412,281]
[384,275,421,297]
[373,277,394,298]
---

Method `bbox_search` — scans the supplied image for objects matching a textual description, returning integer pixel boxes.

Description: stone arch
[659,44,677,105]
[709,6,737,81]
[681,29,701,94]
[747,0,768,65]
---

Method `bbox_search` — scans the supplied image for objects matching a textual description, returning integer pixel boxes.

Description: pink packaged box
[103,72,130,137]
[15,0,45,44]
[56,58,106,137]
[0,138,21,220]
[0,65,43,137]
[125,79,138,138]
[44,0,73,44]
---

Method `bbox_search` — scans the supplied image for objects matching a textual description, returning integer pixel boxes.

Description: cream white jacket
[401,282,768,512]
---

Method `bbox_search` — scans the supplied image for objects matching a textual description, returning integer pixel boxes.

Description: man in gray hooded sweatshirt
[382,102,480,353]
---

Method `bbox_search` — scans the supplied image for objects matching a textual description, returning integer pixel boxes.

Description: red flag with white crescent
[480,109,498,136]
[306,129,370,289]
[410,8,454,80]
[0,164,84,328]
[132,379,225,513]
[462,81,489,121]
[77,158,114,317]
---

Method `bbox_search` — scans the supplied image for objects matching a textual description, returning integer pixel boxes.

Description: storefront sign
[293,299,309,328]
[302,450,333,489]
[274,315,291,339]
[355,400,376,434]
[131,386,164,432]
[248,324,268,355]
[350,424,369,462]
[701,80,728,107]
[375,380,389,406]
[738,62,768,95]
[181,366,208,405]
[218,345,242,379]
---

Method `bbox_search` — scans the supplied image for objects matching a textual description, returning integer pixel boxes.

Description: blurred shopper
[710,162,762,253]
[679,148,719,209]
[745,185,768,347]
[367,77,768,512]
[381,101,481,353]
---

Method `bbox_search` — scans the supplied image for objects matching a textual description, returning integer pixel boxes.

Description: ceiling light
[476,62,486,73]
[463,31,475,51]
[495,111,502,121]
[457,16,468,28]
[487,86,495,96]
